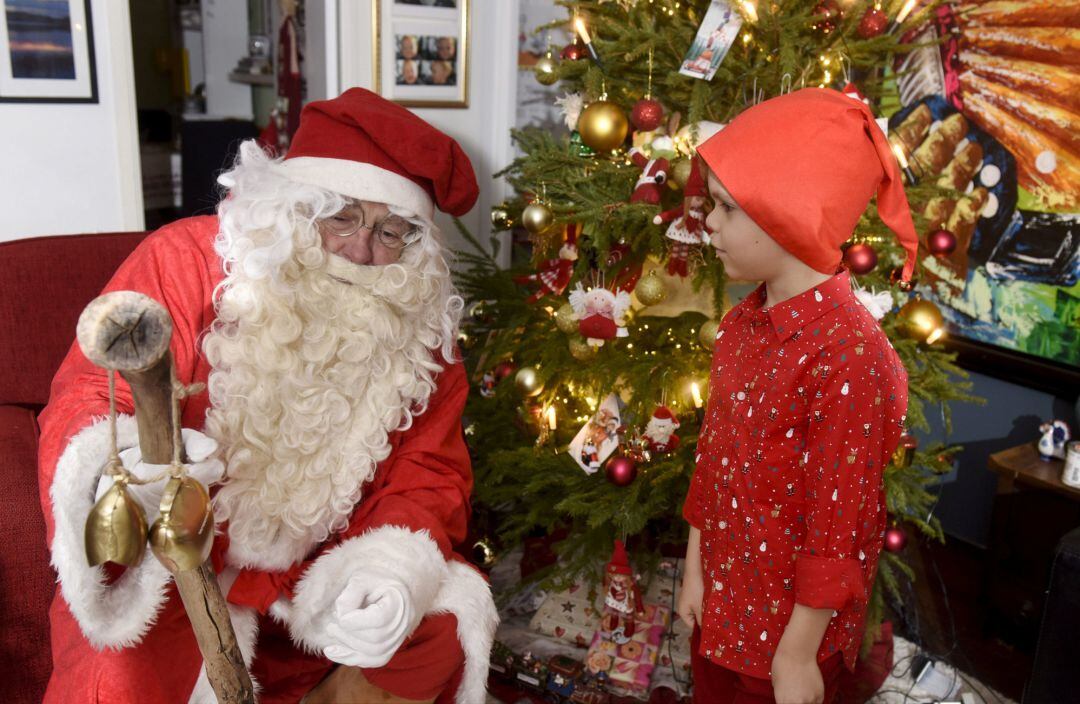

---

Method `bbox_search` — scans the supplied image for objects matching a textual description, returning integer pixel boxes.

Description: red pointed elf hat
[607,539,632,576]
[696,88,918,282]
[282,87,478,222]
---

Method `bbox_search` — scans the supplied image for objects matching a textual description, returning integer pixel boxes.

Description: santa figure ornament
[514,223,579,302]
[643,405,681,454]
[569,282,632,347]
[628,147,669,204]
[602,540,644,642]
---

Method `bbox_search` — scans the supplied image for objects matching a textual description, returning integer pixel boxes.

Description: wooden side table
[984,443,1080,646]
[988,443,1080,501]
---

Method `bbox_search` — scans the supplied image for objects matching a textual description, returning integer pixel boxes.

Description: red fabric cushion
[0,231,147,406]
[0,405,53,703]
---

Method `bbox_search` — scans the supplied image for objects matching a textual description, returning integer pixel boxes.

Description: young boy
[676,88,917,704]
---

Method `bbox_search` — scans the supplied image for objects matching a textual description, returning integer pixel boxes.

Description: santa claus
[38,88,497,703]
[643,405,680,454]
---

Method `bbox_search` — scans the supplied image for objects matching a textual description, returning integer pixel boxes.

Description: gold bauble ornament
[521,202,555,235]
[636,271,668,306]
[699,319,721,349]
[490,203,512,231]
[569,336,597,361]
[514,366,544,397]
[85,480,148,567]
[670,158,693,189]
[578,101,629,153]
[149,476,215,572]
[534,51,559,86]
[555,302,579,334]
[898,297,945,344]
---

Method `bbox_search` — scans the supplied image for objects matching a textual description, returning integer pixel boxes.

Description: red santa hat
[651,405,680,425]
[606,539,633,577]
[696,88,918,282]
[281,87,478,222]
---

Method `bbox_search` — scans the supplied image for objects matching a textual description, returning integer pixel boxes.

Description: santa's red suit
[37,88,497,703]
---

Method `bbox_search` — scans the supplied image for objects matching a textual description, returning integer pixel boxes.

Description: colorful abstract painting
[885,0,1080,371]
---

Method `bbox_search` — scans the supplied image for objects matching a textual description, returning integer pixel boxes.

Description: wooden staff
[77,291,254,704]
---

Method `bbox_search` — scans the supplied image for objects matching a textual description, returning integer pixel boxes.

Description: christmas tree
[455,0,981,649]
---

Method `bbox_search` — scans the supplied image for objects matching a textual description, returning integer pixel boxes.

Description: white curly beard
[203,246,459,570]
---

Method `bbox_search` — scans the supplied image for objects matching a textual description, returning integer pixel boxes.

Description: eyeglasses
[319,207,420,250]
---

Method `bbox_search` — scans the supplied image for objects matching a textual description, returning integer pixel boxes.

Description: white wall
[0,0,142,241]
[311,0,518,267]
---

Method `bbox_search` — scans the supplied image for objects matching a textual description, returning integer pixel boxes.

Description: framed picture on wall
[0,0,97,103]
[374,0,468,108]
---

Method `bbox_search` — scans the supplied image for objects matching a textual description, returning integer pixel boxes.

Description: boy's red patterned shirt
[683,270,908,678]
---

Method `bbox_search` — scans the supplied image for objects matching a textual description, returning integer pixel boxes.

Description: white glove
[321,572,416,668]
[94,428,225,525]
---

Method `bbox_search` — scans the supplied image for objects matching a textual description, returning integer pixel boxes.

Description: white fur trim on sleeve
[48,414,173,650]
[430,561,499,704]
[283,525,448,655]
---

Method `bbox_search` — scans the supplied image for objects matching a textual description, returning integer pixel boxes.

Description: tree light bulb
[896,0,917,23]
[573,17,592,44]
[891,142,909,169]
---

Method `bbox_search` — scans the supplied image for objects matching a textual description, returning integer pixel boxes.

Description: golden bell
[85,480,148,567]
[636,271,667,306]
[899,297,945,345]
[555,302,579,334]
[149,476,214,573]
[578,101,629,153]
[699,319,721,349]
[521,202,555,235]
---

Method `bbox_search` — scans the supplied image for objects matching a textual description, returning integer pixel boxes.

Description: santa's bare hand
[321,573,414,668]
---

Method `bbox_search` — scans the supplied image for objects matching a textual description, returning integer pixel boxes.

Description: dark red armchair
[0,231,147,703]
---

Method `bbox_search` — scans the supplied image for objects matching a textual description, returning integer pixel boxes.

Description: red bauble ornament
[857,7,888,39]
[561,42,587,61]
[843,243,878,275]
[883,525,908,553]
[604,455,638,487]
[631,98,664,132]
[927,229,958,257]
[493,360,517,381]
[811,0,843,35]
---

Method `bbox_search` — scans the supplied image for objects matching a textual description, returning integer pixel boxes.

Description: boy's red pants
[691,626,845,704]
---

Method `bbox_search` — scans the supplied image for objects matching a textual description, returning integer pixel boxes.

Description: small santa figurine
[643,405,681,454]
[603,540,644,641]
[514,224,579,302]
[628,147,669,205]
[479,370,497,398]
